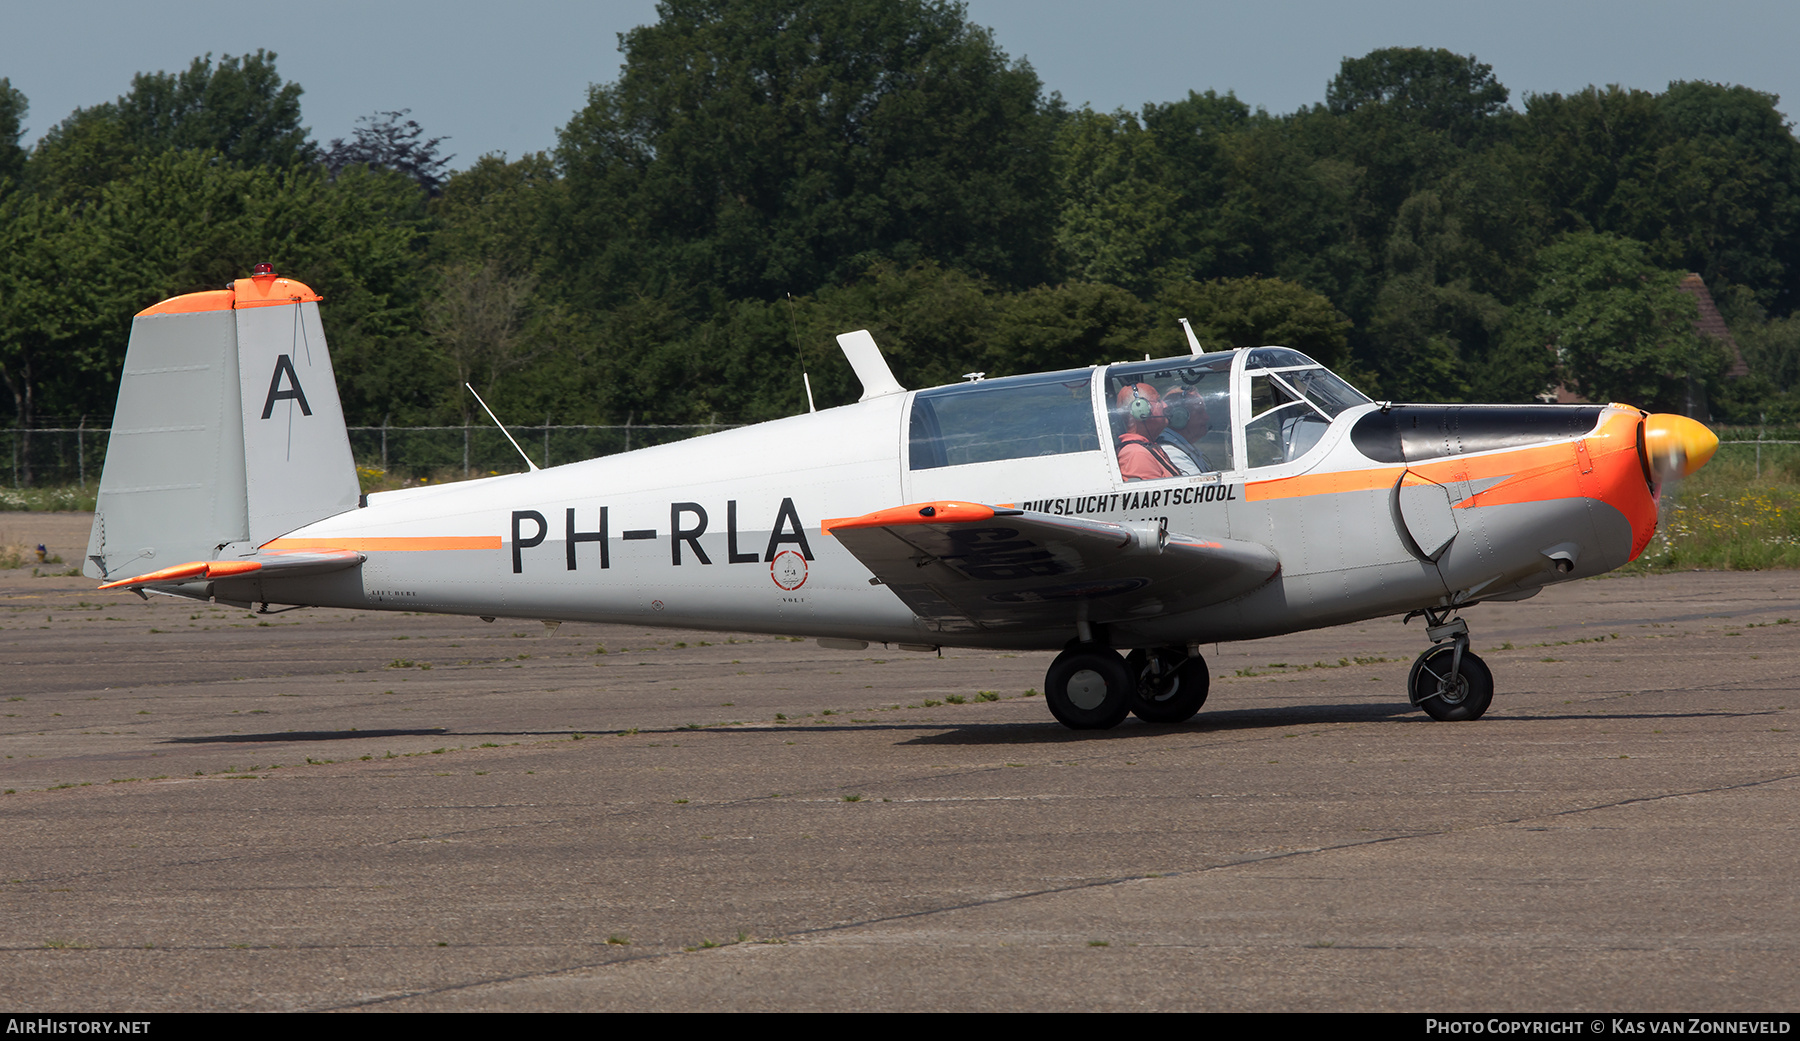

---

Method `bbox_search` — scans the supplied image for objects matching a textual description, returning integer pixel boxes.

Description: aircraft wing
[824,501,1278,634]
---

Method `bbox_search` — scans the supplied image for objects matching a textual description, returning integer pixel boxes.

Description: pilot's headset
[1108,385,1166,441]
[1116,383,1165,428]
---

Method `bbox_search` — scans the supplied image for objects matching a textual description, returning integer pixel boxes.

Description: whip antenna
[466,383,540,472]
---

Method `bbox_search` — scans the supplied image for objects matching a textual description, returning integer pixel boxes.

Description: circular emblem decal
[770,550,808,591]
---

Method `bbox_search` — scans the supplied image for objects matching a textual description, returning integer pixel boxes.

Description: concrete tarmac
[2,512,1797,1011]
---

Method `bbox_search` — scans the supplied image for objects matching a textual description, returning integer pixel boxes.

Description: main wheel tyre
[1409,645,1494,721]
[1126,647,1210,724]
[1045,648,1133,730]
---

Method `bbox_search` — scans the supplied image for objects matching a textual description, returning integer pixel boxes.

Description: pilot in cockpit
[1114,383,1184,481]
[1158,387,1212,474]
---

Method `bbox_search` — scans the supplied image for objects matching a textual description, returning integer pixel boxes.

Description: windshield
[1241,350,1370,466]
[1282,367,1367,417]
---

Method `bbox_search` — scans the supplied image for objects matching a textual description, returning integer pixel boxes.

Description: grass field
[0,486,95,512]
[1624,440,1800,572]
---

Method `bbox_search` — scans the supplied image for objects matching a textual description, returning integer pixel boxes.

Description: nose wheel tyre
[1126,647,1210,724]
[1045,647,1133,730]
[1409,645,1494,721]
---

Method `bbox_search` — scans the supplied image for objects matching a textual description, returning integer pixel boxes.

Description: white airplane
[86,267,1719,729]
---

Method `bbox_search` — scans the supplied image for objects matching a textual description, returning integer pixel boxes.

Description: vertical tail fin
[85,270,360,581]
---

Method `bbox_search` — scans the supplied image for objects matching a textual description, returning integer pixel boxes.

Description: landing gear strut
[1044,643,1133,730]
[1406,609,1493,721]
[1125,647,1209,724]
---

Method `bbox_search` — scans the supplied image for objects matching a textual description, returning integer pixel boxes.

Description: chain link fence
[4,423,742,489]
[1715,424,1800,480]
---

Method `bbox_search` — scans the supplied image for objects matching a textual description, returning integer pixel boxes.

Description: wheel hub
[1134,656,1178,702]
[1141,675,1180,703]
[1066,668,1109,710]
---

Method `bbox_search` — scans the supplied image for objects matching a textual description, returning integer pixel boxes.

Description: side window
[909,370,1098,470]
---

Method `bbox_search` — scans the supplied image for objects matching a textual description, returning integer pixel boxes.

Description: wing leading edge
[824,501,1279,634]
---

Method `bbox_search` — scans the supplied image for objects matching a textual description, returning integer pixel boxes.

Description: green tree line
[6,0,1800,439]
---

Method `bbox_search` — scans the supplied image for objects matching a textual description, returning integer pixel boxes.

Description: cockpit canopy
[907,347,1371,483]
[1106,347,1368,474]
[908,368,1098,470]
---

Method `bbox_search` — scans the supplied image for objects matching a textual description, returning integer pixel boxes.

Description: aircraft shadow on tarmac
[165,728,451,744]
[899,701,1415,743]
[896,702,1765,744]
[151,704,1763,749]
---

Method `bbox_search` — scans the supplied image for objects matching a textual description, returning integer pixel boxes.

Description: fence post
[544,414,551,469]
[77,415,86,490]
[625,413,633,453]
[463,424,471,479]
[381,413,389,474]
[1758,413,1766,479]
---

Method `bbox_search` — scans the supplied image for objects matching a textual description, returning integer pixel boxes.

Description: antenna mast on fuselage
[465,383,540,473]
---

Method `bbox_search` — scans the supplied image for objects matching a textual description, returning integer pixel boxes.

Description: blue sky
[3,0,1795,166]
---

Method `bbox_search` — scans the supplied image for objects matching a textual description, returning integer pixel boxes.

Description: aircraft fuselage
[237,377,1656,653]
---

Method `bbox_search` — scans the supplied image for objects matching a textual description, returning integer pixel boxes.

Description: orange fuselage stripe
[1245,466,1404,501]
[261,536,501,552]
[1246,413,1634,507]
[1244,411,1657,560]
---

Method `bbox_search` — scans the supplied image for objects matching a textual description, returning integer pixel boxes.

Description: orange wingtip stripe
[97,560,210,589]
[261,536,501,552]
[97,558,270,590]
[136,290,236,318]
[205,560,265,578]
[823,501,996,534]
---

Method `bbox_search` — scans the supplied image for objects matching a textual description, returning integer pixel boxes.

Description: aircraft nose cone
[1644,413,1719,480]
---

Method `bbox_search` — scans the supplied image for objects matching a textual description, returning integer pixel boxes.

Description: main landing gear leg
[1044,641,1133,730]
[1405,609,1493,721]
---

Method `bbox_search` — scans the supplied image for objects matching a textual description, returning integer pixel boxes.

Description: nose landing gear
[1405,610,1493,721]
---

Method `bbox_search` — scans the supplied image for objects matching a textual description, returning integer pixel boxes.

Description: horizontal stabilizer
[824,501,1279,634]
[97,548,363,591]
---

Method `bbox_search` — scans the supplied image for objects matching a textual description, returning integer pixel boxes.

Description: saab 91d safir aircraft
[87,267,1719,729]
